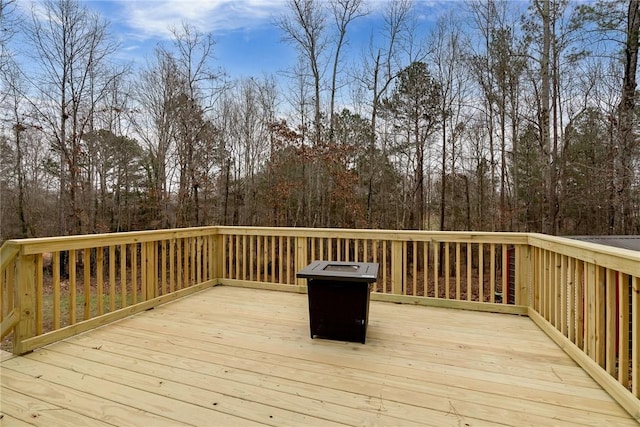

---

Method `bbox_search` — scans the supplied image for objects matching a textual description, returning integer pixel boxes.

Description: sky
[62,0,446,80]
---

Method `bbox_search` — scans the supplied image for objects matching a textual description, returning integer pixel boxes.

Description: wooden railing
[526,233,639,417]
[1,242,20,343]
[1,227,638,419]
[215,227,530,311]
[0,227,219,354]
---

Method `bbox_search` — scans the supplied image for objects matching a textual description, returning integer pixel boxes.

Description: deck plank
[0,387,112,427]
[1,286,637,426]
[0,368,182,426]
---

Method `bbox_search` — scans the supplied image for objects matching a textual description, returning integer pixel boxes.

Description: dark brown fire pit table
[296,260,379,344]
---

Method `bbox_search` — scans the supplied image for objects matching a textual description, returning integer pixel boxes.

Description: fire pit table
[296,260,379,343]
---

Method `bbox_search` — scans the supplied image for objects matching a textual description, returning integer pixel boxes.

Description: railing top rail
[215,226,530,244]
[3,226,639,275]
[8,226,219,255]
[528,233,640,276]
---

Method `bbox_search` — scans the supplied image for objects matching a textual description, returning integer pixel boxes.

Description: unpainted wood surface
[1,286,637,426]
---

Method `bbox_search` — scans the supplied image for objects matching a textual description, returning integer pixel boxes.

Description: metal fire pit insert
[296,260,379,343]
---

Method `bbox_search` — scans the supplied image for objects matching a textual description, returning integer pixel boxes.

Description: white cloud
[121,0,287,39]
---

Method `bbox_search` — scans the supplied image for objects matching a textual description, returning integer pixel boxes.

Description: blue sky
[71,0,445,79]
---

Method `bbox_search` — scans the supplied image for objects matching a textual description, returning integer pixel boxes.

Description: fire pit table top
[296,260,379,283]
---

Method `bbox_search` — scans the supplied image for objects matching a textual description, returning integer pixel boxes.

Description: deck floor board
[1,285,637,426]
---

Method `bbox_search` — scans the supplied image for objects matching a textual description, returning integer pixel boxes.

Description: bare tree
[358,0,413,226]
[2,64,28,237]
[278,0,327,147]
[617,0,639,233]
[428,12,471,231]
[133,49,182,228]
[328,0,366,142]
[0,0,17,77]
[166,23,220,226]
[24,0,122,235]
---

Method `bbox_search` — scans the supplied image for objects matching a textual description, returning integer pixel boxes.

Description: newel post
[391,240,403,295]
[516,244,532,307]
[13,252,36,355]
[212,232,223,282]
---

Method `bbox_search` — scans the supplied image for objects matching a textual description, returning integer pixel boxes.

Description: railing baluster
[551,252,557,327]
[544,250,551,321]
[132,244,138,305]
[412,241,417,297]
[568,256,575,342]
[161,241,167,296]
[235,234,241,283]
[36,254,43,335]
[278,236,283,284]
[586,262,596,358]
[195,238,201,285]
[575,259,585,349]
[311,237,317,262]
[249,236,255,282]
[141,244,147,301]
[444,242,450,299]
[363,239,368,263]
[399,241,406,295]
[53,251,60,329]
[0,263,4,324]
[477,243,483,302]
[605,268,617,375]
[618,273,630,387]
[263,236,268,282]
[177,239,183,291]
[632,275,639,398]
[69,250,77,325]
[560,255,567,335]
[433,242,439,298]
[501,244,507,304]
[109,246,116,311]
[271,236,276,283]
[466,244,472,301]
[596,266,606,367]
[97,247,104,316]
[120,244,127,308]
[424,241,429,298]
[489,243,496,303]
[83,249,91,320]
[456,243,461,300]
[256,236,262,282]
[382,241,387,293]
[286,236,292,285]
[189,238,195,286]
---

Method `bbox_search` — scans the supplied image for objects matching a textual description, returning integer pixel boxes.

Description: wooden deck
[1,286,637,426]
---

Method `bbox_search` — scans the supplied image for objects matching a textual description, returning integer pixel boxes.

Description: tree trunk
[617,0,639,233]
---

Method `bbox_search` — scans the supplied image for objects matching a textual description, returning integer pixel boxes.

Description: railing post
[516,244,531,306]
[295,236,308,287]
[391,240,403,295]
[14,253,36,355]
[212,233,223,282]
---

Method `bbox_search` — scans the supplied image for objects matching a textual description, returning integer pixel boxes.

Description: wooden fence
[526,233,639,415]
[0,227,219,354]
[1,227,638,417]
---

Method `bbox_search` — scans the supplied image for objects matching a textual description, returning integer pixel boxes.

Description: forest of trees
[1,0,639,240]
